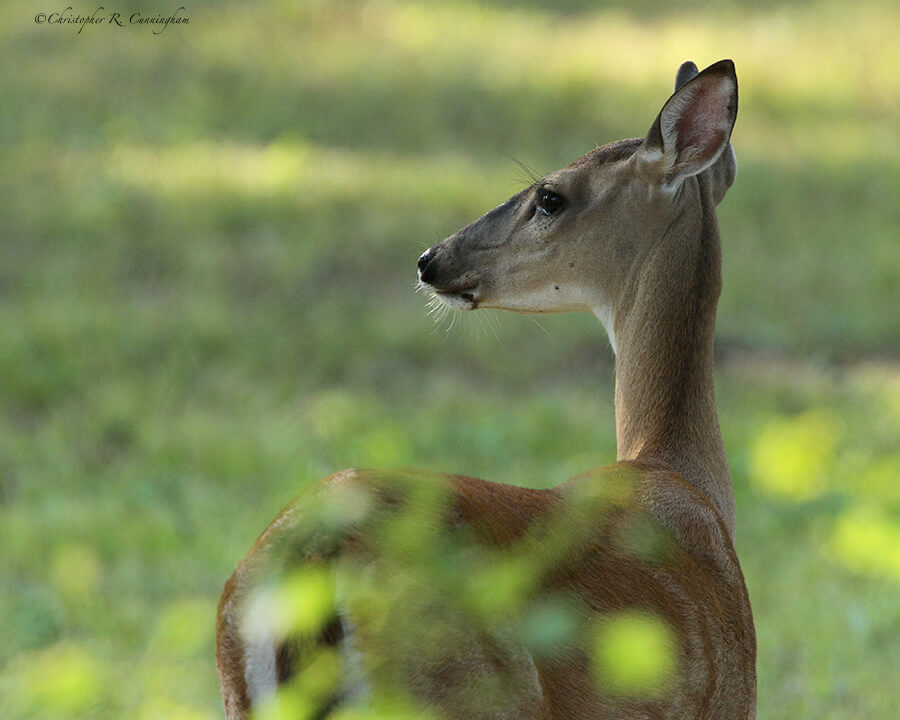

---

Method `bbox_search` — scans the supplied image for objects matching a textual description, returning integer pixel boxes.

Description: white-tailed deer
[217,59,756,719]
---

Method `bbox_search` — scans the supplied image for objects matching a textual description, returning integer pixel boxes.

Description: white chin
[434,291,477,310]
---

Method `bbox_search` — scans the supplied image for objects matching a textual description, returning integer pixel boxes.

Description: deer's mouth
[417,247,480,310]
[421,282,480,310]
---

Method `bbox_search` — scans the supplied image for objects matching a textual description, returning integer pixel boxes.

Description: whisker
[525,314,552,337]
[446,309,458,334]
[473,310,488,339]
[484,310,504,347]
[508,156,544,188]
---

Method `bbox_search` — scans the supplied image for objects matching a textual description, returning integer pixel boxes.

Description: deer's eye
[535,188,565,217]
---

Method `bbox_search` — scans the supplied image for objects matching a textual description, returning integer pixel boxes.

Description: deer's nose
[418,248,434,272]
[417,247,437,282]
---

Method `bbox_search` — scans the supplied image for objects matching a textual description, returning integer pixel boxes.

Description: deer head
[417,59,737,354]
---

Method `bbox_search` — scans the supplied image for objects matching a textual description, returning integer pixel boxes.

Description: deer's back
[447,464,755,719]
[218,465,755,719]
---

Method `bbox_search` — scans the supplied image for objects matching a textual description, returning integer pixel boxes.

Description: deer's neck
[610,179,735,537]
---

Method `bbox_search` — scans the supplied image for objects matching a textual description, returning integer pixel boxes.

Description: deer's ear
[638,59,737,189]
[674,60,699,91]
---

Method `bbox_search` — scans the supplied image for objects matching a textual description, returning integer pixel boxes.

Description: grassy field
[1,0,898,717]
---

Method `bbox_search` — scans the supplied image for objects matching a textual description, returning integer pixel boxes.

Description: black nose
[418,248,437,282]
[418,248,434,272]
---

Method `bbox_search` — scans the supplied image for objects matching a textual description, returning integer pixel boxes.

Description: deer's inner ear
[638,60,738,188]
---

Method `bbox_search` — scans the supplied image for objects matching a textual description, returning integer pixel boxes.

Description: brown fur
[216,60,756,719]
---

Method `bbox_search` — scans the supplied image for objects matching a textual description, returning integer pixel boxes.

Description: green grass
[1,0,898,718]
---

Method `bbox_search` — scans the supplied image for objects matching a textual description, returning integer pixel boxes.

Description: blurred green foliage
[0,0,898,718]
[592,610,677,696]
